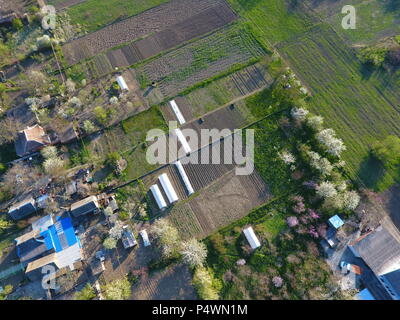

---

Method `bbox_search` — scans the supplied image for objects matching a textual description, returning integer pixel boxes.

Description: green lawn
[67,0,169,32]
[83,107,167,180]
[227,0,315,47]
[278,26,400,190]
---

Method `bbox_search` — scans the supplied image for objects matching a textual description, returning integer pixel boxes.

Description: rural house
[349,226,400,300]
[15,214,83,281]
[8,197,36,220]
[15,124,51,157]
[70,195,100,217]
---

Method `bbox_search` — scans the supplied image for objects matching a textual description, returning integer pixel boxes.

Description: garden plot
[139,25,266,102]
[169,169,271,239]
[161,60,274,121]
[105,1,237,69]
[62,0,225,65]
[131,263,196,300]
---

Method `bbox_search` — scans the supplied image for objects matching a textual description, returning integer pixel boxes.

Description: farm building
[8,197,36,220]
[243,226,261,250]
[158,173,179,204]
[116,76,129,91]
[169,100,186,125]
[15,124,51,157]
[174,128,191,154]
[150,184,167,210]
[349,226,400,300]
[70,195,100,217]
[15,214,83,281]
[139,230,150,247]
[174,160,194,195]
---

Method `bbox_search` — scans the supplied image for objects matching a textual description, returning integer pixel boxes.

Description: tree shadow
[356,154,386,191]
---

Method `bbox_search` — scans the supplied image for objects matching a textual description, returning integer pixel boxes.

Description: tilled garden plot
[62,0,225,65]
[106,1,237,68]
[169,169,271,239]
[140,25,266,100]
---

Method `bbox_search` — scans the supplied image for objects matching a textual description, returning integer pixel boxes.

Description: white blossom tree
[43,157,66,177]
[279,150,296,165]
[181,238,207,268]
[342,190,360,211]
[316,128,346,157]
[316,181,337,199]
[151,218,181,259]
[306,115,323,130]
[290,107,309,122]
[41,146,58,159]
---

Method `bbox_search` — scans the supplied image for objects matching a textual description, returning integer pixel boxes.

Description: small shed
[329,215,344,230]
[70,195,99,217]
[116,76,129,91]
[243,226,261,250]
[8,197,36,220]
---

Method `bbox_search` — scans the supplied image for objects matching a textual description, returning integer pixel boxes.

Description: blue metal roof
[39,217,78,253]
[329,215,344,229]
[357,288,375,300]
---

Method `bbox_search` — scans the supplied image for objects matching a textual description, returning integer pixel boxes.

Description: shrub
[36,35,52,50]
[12,18,23,31]
[103,237,117,250]
[74,283,96,300]
[371,135,400,168]
[192,266,221,300]
[94,106,107,125]
[358,47,387,67]
[102,276,131,300]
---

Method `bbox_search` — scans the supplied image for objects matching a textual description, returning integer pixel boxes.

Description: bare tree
[2,162,41,196]
[0,117,23,145]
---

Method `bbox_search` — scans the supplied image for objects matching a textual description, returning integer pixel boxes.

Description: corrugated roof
[351,226,400,276]
[70,196,99,216]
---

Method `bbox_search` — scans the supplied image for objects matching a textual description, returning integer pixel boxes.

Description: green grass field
[302,0,400,45]
[83,107,167,180]
[278,25,400,190]
[67,0,169,32]
[226,0,400,191]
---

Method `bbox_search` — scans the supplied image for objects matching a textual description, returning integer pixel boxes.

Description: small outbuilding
[116,76,129,91]
[70,195,100,217]
[243,226,261,250]
[8,197,36,220]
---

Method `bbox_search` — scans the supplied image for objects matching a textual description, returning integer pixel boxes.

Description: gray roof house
[15,124,51,157]
[70,195,100,217]
[349,226,400,300]
[8,197,36,220]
